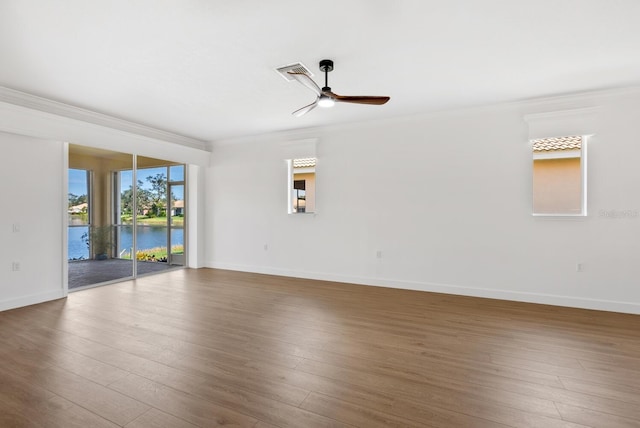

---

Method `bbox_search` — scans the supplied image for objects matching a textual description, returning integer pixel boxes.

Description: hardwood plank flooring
[1,268,639,427]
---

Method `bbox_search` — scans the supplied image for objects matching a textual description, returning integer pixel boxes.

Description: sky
[68,168,88,196]
[68,166,184,200]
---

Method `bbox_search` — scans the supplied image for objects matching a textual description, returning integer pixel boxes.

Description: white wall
[187,164,205,268]
[2,87,638,314]
[0,133,66,310]
[206,88,640,314]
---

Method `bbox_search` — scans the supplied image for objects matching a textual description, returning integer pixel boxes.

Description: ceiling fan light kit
[287,59,390,117]
[318,95,335,108]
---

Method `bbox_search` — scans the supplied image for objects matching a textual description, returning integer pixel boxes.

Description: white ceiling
[2,0,640,143]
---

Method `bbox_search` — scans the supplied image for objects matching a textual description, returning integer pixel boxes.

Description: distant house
[68,202,88,214]
[171,200,184,216]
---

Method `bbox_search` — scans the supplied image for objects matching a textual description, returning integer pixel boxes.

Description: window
[524,107,597,217]
[532,135,586,215]
[67,168,91,260]
[288,157,316,214]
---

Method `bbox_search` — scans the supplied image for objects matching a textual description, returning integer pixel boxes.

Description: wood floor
[1,269,639,427]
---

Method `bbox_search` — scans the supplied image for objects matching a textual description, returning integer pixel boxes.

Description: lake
[68,226,183,260]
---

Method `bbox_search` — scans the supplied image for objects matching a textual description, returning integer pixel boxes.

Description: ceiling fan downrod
[319,59,334,91]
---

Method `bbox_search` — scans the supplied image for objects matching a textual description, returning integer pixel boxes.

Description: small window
[293,179,306,212]
[288,158,316,214]
[532,135,586,216]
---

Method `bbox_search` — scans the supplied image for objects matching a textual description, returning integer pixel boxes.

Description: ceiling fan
[288,59,390,117]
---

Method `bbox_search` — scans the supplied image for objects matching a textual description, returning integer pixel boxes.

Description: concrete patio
[68,259,182,289]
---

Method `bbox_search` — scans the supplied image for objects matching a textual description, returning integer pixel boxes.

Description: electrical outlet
[376,250,383,259]
[576,263,584,272]
[12,223,20,233]
[264,244,268,251]
[11,262,20,272]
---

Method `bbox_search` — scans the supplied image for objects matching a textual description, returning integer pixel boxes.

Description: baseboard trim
[206,261,640,315]
[0,289,67,312]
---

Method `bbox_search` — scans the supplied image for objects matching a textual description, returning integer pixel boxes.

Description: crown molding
[0,86,207,150]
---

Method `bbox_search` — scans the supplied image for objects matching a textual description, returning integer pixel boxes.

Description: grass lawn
[121,245,184,261]
[121,215,184,227]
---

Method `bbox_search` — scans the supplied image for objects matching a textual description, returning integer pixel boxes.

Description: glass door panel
[68,145,133,289]
[136,165,168,263]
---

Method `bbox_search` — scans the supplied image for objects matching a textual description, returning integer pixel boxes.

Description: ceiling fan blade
[288,72,322,97]
[292,99,319,117]
[324,90,390,105]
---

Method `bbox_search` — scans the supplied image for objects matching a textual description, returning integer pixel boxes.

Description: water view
[68,226,183,260]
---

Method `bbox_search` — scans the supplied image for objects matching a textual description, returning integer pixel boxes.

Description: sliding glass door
[68,146,186,290]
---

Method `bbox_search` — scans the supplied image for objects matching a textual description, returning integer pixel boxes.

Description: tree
[146,173,167,217]
[120,180,152,217]
[68,193,87,208]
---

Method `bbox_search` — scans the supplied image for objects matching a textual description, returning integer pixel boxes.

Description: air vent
[275,62,313,81]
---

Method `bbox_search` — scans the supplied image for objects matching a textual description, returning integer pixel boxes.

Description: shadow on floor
[68,259,181,289]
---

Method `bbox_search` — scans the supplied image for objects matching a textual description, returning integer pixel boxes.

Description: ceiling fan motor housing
[319,59,334,72]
